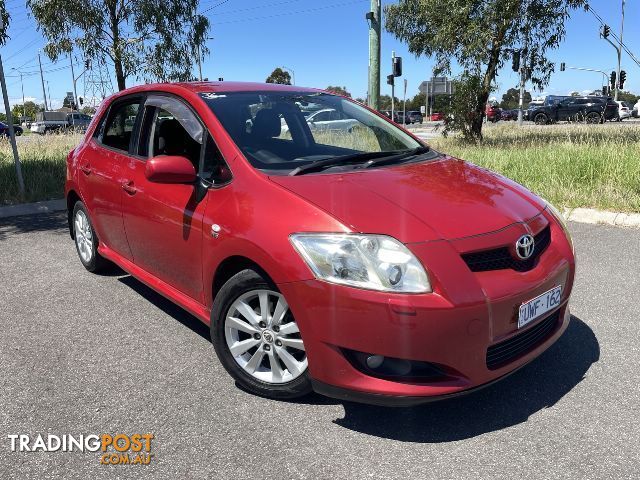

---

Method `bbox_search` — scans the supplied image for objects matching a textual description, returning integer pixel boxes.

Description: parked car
[407,110,423,124]
[0,122,23,136]
[304,108,359,132]
[31,111,92,134]
[615,101,632,121]
[485,104,501,122]
[501,109,518,121]
[66,81,575,405]
[430,112,444,121]
[528,96,616,124]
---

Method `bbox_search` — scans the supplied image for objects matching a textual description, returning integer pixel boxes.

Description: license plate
[518,286,562,329]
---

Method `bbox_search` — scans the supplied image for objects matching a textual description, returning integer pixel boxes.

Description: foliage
[500,87,532,109]
[617,91,640,106]
[265,68,291,85]
[0,0,9,45]
[385,0,586,140]
[439,73,486,141]
[11,101,43,121]
[0,112,6,122]
[325,86,351,97]
[27,0,210,90]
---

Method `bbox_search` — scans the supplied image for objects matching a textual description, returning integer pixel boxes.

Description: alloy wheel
[224,289,307,384]
[74,210,94,263]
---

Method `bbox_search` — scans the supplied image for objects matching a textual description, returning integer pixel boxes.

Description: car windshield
[202,91,425,175]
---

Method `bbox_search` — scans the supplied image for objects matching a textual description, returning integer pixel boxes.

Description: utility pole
[69,52,79,127]
[517,13,529,125]
[11,68,26,123]
[617,0,625,100]
[38,52,48,110]
[0,54,25,198]
[403,78,407,126]
[391,51,395,121]
[366,0,381,110]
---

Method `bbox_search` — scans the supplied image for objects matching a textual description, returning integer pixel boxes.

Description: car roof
[114,81,321,97]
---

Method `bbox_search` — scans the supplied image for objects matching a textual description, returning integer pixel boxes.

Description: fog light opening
[365,354,385,369]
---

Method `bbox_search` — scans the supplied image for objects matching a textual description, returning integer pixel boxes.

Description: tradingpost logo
[7,433,154,465]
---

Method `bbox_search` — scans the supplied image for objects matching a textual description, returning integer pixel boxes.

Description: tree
[27,0,210,91]
[385,0,586,140]
[63,96,76,109]
[11,101,42,121]
[265,68,291,85]
[325,86,351,97]
[500,87,531,109]
[617,91,640,105]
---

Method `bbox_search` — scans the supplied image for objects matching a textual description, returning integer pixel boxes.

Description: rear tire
[72,201,109,273]
[585,112,601,124]
[211,269,312,400]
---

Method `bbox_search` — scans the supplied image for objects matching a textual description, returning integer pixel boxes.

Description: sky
[1,0,639,111]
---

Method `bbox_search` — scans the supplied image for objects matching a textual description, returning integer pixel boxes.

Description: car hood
[270,156,544,243]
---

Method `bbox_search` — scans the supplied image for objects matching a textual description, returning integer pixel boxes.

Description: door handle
[80,165,92,175]
[121,181,137,195]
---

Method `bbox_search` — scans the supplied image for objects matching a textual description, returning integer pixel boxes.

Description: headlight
[543,199,574,254]
[290,233,431,293]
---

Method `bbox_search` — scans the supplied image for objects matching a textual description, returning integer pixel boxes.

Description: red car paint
[66,81,575,404]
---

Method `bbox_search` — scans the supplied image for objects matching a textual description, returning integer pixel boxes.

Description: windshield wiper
[289,151,402,176]
[359,146,431,169]
[289,147,431,176]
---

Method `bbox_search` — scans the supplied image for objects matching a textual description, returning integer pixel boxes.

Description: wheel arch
[212,255,277,307]
[66,189,82,238]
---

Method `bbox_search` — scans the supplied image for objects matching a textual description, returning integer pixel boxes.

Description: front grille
[486,310,560,370]
[461,225,551,273]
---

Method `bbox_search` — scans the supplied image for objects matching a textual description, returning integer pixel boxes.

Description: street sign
[419,77,455,95]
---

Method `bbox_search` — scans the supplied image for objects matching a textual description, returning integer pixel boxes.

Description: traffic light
[602,86,609,96]
[84,59,90,69]
[392,56,402,77]
[387,74,394,86]
[620,70,627,89]
[610,71,617,90]
[602,25,610,39]
[512,50,520,72]
[78,97,83,106]
[560,62,566,72]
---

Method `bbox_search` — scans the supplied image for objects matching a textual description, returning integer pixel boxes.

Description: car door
[556,98,575,121]
[78,97,142,261]
[121,94,210,302]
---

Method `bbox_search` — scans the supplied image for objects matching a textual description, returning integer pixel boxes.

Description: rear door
[78,97,142,261]
[121,94,210,301]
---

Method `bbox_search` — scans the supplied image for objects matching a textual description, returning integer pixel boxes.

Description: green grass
[1,125,639,212]
[430,124,640,212]
[0,133,81,205]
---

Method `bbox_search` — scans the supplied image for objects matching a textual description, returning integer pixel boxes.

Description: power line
[201,0,233,15]
[585,4,640,69]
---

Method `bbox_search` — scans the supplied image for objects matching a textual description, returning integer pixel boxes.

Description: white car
[305,109,359,132]
[615,101,632,121]
[633,99,640,118]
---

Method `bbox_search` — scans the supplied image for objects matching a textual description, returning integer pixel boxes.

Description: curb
[0,199,66,219]
[562,207,640,229]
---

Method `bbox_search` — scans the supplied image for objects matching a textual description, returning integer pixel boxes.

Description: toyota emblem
[515,234,535,260]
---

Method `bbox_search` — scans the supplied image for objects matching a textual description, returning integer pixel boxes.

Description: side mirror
[145,155,196,184]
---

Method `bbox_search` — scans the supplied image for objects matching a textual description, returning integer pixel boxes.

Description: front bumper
[278,212,575,404]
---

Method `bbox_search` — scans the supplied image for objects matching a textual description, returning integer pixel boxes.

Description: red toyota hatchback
[65,82,575,406]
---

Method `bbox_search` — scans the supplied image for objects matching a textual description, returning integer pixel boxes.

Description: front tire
[211,269,312,400]
[72,201,108,272]
[534,113,549,125]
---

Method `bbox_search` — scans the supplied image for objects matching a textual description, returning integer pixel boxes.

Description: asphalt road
[0,213,638,479]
